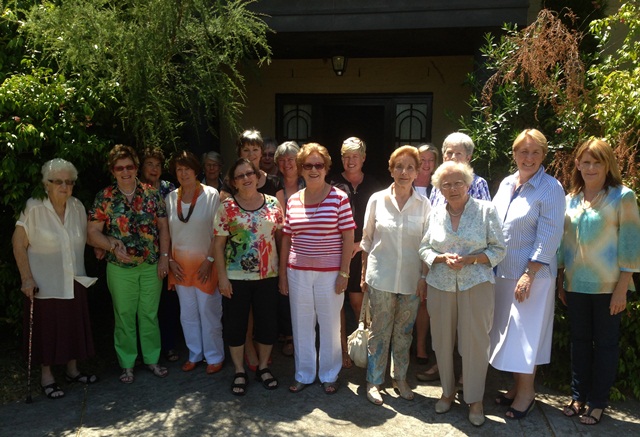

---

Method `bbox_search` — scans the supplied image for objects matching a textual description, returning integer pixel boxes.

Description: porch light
[331,55,347,76]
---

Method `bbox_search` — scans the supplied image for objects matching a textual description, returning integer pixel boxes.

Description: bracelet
[206,256,215,263]
[420,274,427,280]
[339,271,350,279]
[161,253,169,257]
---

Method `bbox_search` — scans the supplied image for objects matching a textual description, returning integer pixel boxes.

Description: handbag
[347,292,371,368]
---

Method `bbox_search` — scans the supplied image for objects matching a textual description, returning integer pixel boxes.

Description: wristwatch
[524,267,536,277]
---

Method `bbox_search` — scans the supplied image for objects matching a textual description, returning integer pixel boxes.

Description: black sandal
[41,382,65,399]
[66,372,99,384]
[255,367,278,390]
[495,393,515,406]
[563,400,586,417]
[231,372,248,396]
[580,407,604,425]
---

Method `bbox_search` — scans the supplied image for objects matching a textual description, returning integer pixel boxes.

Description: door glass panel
[395,103,428,147]
[282,104,312,143]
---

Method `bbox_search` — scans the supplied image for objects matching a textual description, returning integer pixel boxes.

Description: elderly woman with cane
[13,158,98,400]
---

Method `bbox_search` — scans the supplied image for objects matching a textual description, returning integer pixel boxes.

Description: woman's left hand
[514,274,532,303]
[196,259,213,283]
[157,256,169,280]
[335,275,348,294]
[610,284,628,315]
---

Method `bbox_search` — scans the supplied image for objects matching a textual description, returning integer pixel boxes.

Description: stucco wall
[222,56,473,163]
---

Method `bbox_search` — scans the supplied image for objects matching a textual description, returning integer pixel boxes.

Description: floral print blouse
[214,194,283,281]
[89,181,167,267]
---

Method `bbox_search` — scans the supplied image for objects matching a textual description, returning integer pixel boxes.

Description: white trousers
[175,285,224,365]
[288,268,343,384]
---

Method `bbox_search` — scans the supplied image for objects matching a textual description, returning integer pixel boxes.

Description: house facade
[218,1,537,175]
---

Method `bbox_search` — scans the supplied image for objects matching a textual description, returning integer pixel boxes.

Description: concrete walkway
[2,348,639,436]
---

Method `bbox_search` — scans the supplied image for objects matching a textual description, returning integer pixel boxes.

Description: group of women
[14,128,639,428]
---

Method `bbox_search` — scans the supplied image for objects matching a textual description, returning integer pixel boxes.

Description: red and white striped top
[284,186,356,271]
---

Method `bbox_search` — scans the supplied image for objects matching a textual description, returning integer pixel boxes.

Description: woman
[331,137,383,369]
[221,129,280,370]
[429,132,491,207]
[414,143,439,367]
[279,143,355,394]
[420,132,490,381]
[214,158,283,395]
[166,151,224,374]
[221,129,280,200]
[88,144,170,384]
[558,139,640,425]
[139,147,179,363]
[419,161,506,426]
[274,140,303,357]
[489,129,565,419]
[13,159,98,399]
[414,143,439,199]
[361,146,431,406]
[260,138,279,176]
[201,151,224,191]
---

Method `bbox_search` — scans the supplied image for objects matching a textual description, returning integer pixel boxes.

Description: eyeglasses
[113,164,137,172]
[48,179,76,186]
[440,181,466,191]
[263,153,275,158]
[205,163,220,169]
[302,163,325,171]
[233,170,256,181]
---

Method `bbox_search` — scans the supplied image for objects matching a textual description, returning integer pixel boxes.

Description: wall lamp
[331,55,347,76]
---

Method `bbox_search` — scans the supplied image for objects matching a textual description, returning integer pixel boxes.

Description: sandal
[321,381,340,395]
[166,349,179,362]
[231,372,248,396]
[119,368,134,384]
[580,407,604,425]
[281,339,294,357]
[41,382,65,399]
[342,351,353,369]
[255,367,279,390]
[147,364,168,378]
[416,355,429,365]
[495,393,515,406]
[66,372,99,384]
[563,399,586,417]
[506,399,535,420]
[289,381,309,393]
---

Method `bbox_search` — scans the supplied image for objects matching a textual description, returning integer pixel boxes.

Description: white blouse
[16,197,96,299]
[361,186,431,294]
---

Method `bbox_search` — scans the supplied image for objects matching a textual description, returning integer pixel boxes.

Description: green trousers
[107,262,162,368]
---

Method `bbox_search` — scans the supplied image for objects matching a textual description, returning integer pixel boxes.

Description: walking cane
[25,289,36,404]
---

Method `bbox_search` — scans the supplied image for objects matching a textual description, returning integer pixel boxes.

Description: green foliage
[22,0,272,147]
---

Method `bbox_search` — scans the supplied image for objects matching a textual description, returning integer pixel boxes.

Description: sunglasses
[48,179,76,186]
[113,164,137,172]
[302,163,325,171]
[233,170,256,181]
[263,152,275,158]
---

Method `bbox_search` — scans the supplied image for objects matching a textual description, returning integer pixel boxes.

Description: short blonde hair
[297,143,332,173]
[341,137,366,157]
[388,145,420,172]
[432,161,474,189]
[512,129,548,155]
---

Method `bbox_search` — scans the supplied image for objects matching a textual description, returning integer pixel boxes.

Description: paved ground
[2,345,639,437]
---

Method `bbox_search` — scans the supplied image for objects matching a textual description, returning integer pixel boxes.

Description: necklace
[118,183,136,197]
[178,183,202,223]
[447,205,463,217]
[303,185,329,219]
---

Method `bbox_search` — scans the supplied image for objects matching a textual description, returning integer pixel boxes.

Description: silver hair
[202,151,223,165]
[274,141,300,161]
[442,132,475,157]
[431,161,474,189]
[41,158,78,184]
[418,143,440,162]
